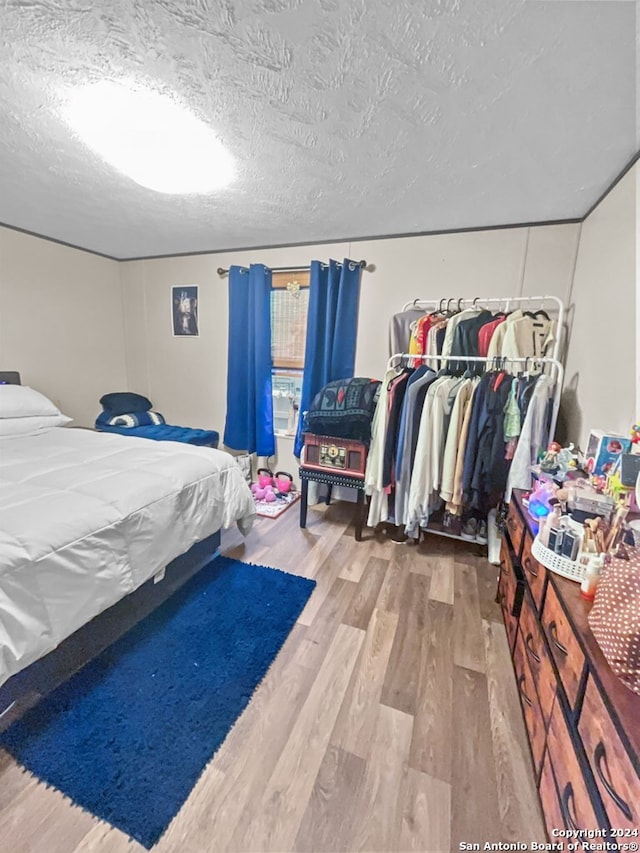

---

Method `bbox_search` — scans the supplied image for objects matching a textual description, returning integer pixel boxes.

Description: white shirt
[505,375,554,501]
[486,310,524,361]
[405,377,459,537]
[365,368,397,527]
[440,378,478,503]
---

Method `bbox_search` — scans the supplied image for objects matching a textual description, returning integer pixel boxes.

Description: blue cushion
[100,392,152,415]
[97,411,166,428]
[95,422,219,448]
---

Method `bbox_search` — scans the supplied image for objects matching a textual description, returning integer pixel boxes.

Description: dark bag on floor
[305,377,381,443]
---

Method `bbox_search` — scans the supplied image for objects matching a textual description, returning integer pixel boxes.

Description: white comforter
[0,428,256,687]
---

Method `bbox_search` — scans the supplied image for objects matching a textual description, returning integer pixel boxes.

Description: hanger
[461,358,477,380]
[435,355,451,377]
[445,298,459,317]
[523,296,550,321]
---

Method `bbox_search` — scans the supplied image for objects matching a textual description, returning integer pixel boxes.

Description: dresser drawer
[541,580,585,709]
[506,502,525,558]
[513,627,546,774]
[519,592,556,725]
[539,746,564,839]
[579,676,640,831]
[521,532,546,611]
[547,701,602,831]
[498,537,524,654]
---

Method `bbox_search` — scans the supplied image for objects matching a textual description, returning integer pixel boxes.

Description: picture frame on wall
[172,285,199,337]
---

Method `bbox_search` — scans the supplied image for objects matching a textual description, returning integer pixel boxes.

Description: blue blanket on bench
[95,415,219,448]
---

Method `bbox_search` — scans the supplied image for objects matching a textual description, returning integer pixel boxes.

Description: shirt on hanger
[440,378,478,503]
[478,315,506,357]
[448,310,493,373]
[505,375,554,501]
[501,315,556,362]
[413,314,438,355]
[486,309,524,361]
[445,380,479,517]
[365,367,398,526]
[392,368,437,525]
[441,309,483,360]
[464,372,514,514]
[405,376,460,537]
[389,309,424,356]
[426,319,448,363]
[382,371,412,488]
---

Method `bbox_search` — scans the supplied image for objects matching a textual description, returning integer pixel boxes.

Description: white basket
[532,536,586,583]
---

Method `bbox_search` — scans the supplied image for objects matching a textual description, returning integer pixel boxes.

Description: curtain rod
[217,260,369,277]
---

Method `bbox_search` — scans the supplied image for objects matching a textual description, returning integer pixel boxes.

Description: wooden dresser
[499,490,640,838]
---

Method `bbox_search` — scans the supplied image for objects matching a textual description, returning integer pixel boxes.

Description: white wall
[3,197,634,459]
[118,224,580,476]
[561,165,637,450]
[0,227,126,426]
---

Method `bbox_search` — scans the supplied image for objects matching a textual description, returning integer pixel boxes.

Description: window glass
[270,271,309,435]
[270,271,310,370]
[272,370,303,436]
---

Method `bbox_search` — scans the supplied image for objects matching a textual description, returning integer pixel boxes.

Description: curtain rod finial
[362,262,375,273]
[217,267,227,277]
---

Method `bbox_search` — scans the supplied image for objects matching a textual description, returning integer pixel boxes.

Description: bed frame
[0,532,221,730]
[0,371,222,730]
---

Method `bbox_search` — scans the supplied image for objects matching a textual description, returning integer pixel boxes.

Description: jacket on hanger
[505,375,554,500]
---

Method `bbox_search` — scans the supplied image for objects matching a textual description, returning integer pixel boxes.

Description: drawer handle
[525,632,541,663]
[594,742,633,821]
[548,621,568,656]
[561,782,579,831]
[517,674,533,708]
[523,555,538,578]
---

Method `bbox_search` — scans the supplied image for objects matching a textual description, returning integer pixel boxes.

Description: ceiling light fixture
[61,81,235,194]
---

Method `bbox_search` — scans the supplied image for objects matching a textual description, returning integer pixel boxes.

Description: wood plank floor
[0,502,544,852]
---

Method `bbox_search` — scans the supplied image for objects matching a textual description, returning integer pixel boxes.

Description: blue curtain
[294,259,361,457]
[223,264,275,457]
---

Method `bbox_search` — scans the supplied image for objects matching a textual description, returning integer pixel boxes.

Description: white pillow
[0,385,64,419]
[0,414,72,436]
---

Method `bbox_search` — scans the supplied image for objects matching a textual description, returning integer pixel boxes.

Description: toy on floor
[251,472,299,520]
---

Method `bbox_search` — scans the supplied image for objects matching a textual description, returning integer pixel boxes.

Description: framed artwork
[172,285,199,336]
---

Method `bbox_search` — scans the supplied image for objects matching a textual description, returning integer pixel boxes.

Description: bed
[0,377,256,702]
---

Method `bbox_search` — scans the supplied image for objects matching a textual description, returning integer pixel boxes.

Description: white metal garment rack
[401,294,565,363]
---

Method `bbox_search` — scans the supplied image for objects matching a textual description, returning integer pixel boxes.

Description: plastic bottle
[580,554,604,601]
[540,504,562,548]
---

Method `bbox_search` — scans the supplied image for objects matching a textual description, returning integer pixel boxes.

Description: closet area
[365,295,565,547]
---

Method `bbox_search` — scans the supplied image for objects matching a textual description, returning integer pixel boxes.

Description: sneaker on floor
[442,512,462,537]
[476,519,488,545]
[461,517,478,542]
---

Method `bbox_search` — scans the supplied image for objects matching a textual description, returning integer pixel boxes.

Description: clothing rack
[369,351,564,548]
[400,295,564,363]
[387,352,564,442]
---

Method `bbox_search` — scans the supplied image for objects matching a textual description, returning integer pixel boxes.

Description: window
[271,271,309,436]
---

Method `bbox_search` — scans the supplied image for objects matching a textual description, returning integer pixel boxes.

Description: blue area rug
[0,557,315,848]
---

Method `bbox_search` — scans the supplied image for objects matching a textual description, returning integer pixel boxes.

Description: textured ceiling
[0,0,635,260]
